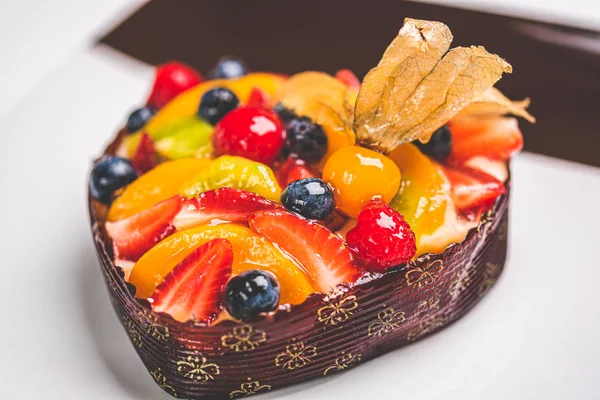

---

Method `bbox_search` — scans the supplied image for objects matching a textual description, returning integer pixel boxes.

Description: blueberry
[90,156,138,204]
[281,178,335,220]
[224,270,280,321]
[126,106,155,134]
[198,87,239,125]
[208,56,248,80]
[413,125,452,161]
[273,103,297,124]
[285,117,328,162]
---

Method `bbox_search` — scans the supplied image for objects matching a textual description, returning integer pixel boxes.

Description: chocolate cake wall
[89,142,510,399]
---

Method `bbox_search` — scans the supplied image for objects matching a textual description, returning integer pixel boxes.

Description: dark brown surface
[89,134,510,399]
[100,0,600,167]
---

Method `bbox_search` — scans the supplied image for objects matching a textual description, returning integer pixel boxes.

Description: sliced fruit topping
[173,188,277,231]
[388,143,452,248]
[152,238,233,323]
[414,124,452,162]
[106,195,184,262]
[108,158,211,221]
[273,72,356,161]
[90,156,138,204]
[208,56,249,80]
[335,69,361,90]
[418,205,476,256]
[449,116,523,162]
[323,145,401,218]
[147,61,203,110]
[224,270,280,321]
[281,178,335,221]
[246,87,270,108]
[284,116,328,163]
[181,155,281,202]
[126,106,156,134]
[153,116,213,160]
[440,164,505,211]
[346,200,416,272]
[465,156,509,182]
[212,107,284,165]
[130,224,315,302]
[249,209,360,293]
[131,133,158,174]
[275,157,316,188]
[140,73,286,140]
[198,87,240,125]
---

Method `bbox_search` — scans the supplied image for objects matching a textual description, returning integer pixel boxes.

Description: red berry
[335,69,361,90]
[448,116,523,162]
[152,238,233,323]
[275,157,317,188]
[440,164,505,211]
[147,61,203,109]
[346,200,416,272]
[212,106,284,165]
[131,133,158,174]
[173,188,278,231]
[249,209,361,292]
[246,87,270,108]
[106,195,184,262]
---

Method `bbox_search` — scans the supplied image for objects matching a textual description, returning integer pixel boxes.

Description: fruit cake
[88,18,533,399]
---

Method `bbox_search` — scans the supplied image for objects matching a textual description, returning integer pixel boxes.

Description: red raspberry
[147,61,203,109]
[212,106,284,165]
[346,200,416,272]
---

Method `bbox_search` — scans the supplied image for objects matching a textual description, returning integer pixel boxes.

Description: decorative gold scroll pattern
[123,315,143,348]
[368,307,406,338]
[176,352,220,381]
[478,262,501,297]
[150,368,176,397]
[449,275,473,297]
[406,259,444,288]
[136,311,169,341]
[275,341,317,371]
[317,289,358,326]
[230,378,272,398]
[407,315,447,342]
[477,212,495,232]
[221,325,267,352]
[324,352,362,375]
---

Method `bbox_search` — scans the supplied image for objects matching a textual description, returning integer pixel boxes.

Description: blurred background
[0,1,598,400]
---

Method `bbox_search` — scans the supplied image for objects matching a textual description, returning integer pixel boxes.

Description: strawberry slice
[335,69,361,90]
[106,195,184,261]
[246,87,270,108]
[173,188,278,231]
[448,116,523,162]
[275,157,317,188]
[441,165,505,211]
[131,132,158,174]
[249,209,361,292]
[151,238,233,323]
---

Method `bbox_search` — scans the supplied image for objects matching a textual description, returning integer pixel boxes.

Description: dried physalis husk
[354,18,513,153]
[454,87,535,123]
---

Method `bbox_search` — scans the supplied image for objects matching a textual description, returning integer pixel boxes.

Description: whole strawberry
[147,61,203,109]
[346,200,416,272]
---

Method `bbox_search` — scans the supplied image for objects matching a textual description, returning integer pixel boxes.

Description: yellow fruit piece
[129,224,316,303]
[323,146,401,218]
[273,72,356,161]
[107,158,211,221]
[181,155,281,202]
[144,73,286,139]
[388,144,452,253]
